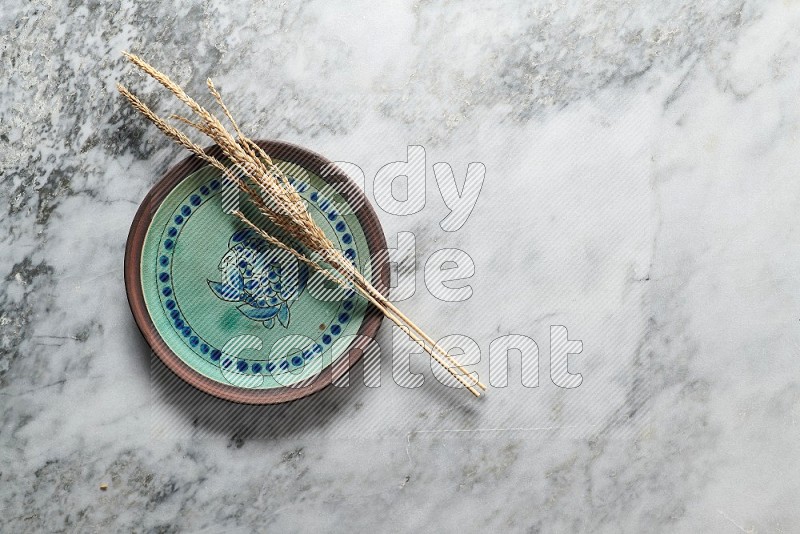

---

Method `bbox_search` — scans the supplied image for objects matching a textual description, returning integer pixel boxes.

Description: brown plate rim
[124,140,388,404]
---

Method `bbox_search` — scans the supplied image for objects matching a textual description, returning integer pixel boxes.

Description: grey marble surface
[3,0,800,532]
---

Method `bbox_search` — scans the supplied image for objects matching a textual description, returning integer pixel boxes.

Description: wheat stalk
[117,52,486,396]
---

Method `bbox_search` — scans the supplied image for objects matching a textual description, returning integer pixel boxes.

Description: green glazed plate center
[140,160,372,389]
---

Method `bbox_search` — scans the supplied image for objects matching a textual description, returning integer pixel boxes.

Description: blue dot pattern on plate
[156,174,359,377]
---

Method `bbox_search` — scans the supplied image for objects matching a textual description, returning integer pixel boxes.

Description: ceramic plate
[125,141,388,404]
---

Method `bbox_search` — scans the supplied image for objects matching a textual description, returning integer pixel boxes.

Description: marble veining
[2,0,800,531]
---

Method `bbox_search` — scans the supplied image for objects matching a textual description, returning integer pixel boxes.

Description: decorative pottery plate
[125,141,388,404]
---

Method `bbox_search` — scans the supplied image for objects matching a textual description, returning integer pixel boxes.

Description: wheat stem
[118,52,483,397]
